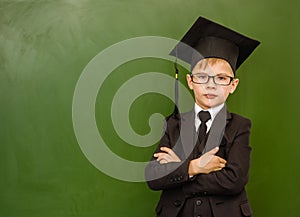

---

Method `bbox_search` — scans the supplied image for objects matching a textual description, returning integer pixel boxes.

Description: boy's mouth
[204,94,217,99]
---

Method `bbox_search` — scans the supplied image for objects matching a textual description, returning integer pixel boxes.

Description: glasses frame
[191,73,234,86]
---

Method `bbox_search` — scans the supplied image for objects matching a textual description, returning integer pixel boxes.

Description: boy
[145,17,260,217]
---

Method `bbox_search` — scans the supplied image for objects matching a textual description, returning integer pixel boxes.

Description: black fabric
[195,111,211,154]
[145,109,253,217]
[169,16,260,73]
[197,111,211,145]
[192,36,238,71]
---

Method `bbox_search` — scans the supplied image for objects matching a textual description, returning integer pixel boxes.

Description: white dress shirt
[194,103,225,132]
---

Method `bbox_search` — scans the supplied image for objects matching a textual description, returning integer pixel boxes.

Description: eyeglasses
[191,73,234,86]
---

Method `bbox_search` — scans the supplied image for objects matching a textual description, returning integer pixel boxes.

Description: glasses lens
[192,73,208,84]
[192,73,233,85]
[215,75,231,85]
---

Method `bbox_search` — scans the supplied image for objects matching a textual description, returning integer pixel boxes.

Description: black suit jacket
[145,107,253,217]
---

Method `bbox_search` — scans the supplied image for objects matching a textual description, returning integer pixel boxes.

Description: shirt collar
[194,103,225,121]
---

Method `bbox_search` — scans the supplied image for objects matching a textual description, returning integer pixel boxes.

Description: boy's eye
[195,74,208,79]
[216,76,227,81]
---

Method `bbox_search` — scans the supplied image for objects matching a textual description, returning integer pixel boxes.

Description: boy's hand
[188,147,227,176]
[154,147,181,164]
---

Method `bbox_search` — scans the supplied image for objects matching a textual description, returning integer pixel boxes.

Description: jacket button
[173,200,181,207]
[196,200,202,206]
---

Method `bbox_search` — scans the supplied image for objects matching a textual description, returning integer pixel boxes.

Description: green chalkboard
[1,0,300,216]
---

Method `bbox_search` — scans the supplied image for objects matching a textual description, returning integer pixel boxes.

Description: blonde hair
[192,58,234,75]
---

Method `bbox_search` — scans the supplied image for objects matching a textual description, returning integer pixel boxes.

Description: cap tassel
[172,59,180,120]
[174,61,179,113]
[166,48,181,121]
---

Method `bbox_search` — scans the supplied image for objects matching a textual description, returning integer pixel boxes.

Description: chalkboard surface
[1,1,300,216]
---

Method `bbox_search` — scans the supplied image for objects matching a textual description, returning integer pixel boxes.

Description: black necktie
[197,110,211,145]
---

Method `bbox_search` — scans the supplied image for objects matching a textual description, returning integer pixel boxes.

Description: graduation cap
[170,16,260,116]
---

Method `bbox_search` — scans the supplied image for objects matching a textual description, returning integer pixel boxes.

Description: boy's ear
[186,74,193,90]
[229,78,239,94]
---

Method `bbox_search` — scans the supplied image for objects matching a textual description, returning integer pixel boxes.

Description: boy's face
[186,58,239,110]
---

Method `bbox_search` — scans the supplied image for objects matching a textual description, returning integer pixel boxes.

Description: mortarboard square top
[170,16,260,73]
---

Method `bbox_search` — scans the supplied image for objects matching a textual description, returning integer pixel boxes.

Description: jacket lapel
[178,111,197,159]
[203,104,231,154]
[177,105,233,158]
[223,109,232,144]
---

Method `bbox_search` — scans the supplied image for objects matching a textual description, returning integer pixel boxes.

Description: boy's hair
[191,58,234,75]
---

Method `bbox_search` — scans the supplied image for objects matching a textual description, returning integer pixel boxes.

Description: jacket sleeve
[182,116,252,196]
[144,117,192,191]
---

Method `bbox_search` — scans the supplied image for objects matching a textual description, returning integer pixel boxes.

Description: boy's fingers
[157,155,170,162]
[160,147,178,157]
[206,147,219,155]
[154,147,181,163]
[154,152,167,158]
[159,159,168,164]
[220,163,226,168]
[217,157,227,164]
[160,147,172,153]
